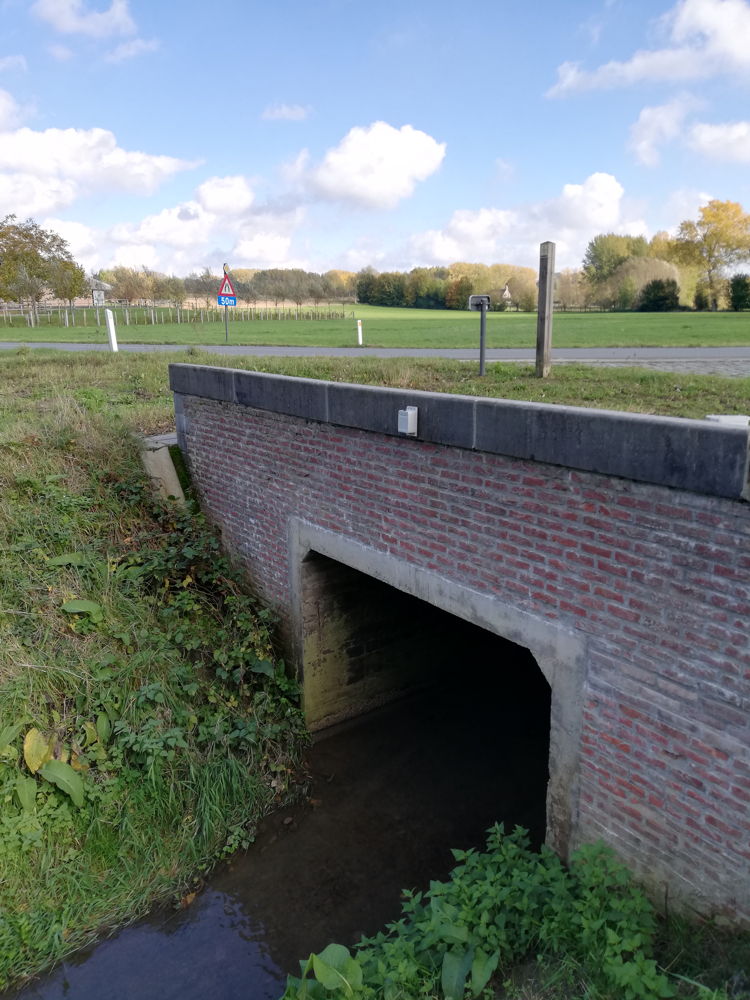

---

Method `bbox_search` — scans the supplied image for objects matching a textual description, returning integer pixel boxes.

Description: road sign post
[468,294,491,375]
[217,267,237,342]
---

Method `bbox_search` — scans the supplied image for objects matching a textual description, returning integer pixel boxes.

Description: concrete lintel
[234,370,329,422]
[169,363,236,402]
[474,398,749,500]
[327,382,475,448]
[288,518,586,861]
[169,365,750,500]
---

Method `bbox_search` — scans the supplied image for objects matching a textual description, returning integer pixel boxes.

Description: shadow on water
[8,627,550,1000]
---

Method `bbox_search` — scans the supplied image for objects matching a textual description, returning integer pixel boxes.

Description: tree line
[2,200,750,315]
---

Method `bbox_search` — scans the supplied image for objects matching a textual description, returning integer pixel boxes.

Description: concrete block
[475,399,749,500]
[327,382,476,447]
[234,370,329,422]
[169,363,236,402]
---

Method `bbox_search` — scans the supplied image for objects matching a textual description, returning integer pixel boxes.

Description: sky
[1,0,750,277]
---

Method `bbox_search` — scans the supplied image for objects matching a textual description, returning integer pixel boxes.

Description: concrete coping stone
[169,363,750,502]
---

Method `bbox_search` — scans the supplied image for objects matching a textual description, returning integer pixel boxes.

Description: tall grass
[0,352,304,988]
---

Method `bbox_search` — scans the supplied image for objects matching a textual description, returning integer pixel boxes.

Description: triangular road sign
[218,274,235,296]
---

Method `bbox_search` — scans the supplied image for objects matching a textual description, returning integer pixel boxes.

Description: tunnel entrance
[298,550,553,849]
[291,522,586,861]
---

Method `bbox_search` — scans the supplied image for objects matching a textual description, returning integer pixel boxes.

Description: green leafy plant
[281,826,682,1000]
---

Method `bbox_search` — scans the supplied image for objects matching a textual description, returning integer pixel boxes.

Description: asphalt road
[2,341,750,376]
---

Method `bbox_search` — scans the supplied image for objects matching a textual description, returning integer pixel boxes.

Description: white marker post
[105,308,118,353]
[357,319,363,346]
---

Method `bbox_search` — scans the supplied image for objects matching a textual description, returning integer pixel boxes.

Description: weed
[281,826,747,1000]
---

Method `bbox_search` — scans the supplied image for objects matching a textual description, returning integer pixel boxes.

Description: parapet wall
[170,363,750,924]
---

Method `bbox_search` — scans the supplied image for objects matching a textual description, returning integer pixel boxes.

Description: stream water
[8,646,550,1000]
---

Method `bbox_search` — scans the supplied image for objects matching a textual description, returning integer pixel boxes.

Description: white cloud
[42,218,99,261]
[408,173,646,270]
[0,127,197,218]
[233,233,293,264]
[548,0,750,95]
[0,55,27,72]
[0,89,23,130]
[307,121,445,209]
[110,242,159,268]
[196,175,254,214]
[110,202,215,249]
[31,0,135,38]
[104,38,159,63]
[0,173,77,217]
[629,94,701,165]
[77,175,307,273]
[687,120,750,161]
[262,103,311,121]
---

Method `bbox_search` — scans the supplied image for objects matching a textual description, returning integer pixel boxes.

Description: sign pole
[224,303,229,342]
[479,299,487,376]
[535,241,555,378]
[467,294,491,375]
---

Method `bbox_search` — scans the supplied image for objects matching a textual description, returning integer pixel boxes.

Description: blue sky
[1,0,749,276]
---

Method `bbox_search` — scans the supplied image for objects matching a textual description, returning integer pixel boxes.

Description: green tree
[0,215,80,307]
[674,200,750,309]
[355,267,378,304]
[637,278,680,311]
[582,233,648,285]
[47,259,87,308]
[729,273,750,311]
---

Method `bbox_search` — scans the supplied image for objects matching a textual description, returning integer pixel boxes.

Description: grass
[2,304,750,348]
[0,350,306,989]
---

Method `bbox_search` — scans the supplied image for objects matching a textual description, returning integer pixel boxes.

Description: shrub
[638,278,680,311]
[729,274,750,311]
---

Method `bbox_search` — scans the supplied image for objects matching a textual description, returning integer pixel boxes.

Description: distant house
[88,277,113,306]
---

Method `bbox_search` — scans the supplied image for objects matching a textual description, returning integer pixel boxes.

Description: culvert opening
[288,551,552,950]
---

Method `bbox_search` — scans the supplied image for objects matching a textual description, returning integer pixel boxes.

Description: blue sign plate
[217,295,237,307]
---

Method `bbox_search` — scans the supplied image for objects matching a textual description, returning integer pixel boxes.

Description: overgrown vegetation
[0,355,305,989]
[282,826,749,1000]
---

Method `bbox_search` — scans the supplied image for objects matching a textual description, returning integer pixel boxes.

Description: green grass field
[1,305,749,348]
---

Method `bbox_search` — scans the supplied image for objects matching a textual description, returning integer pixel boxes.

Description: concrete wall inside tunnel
[170,363,750,926]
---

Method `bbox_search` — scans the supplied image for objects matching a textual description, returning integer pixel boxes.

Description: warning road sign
[217,274,236,296]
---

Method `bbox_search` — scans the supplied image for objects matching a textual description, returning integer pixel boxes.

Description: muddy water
[9,647,550,1000]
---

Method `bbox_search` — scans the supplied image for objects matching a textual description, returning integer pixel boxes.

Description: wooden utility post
[535,241,555,378]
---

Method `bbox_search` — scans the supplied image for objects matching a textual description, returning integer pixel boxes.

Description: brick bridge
[170,363,749,925]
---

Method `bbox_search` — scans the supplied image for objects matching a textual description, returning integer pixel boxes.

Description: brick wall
[171,365,750,924]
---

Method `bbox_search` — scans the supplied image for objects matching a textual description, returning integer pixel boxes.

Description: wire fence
[0,303,355,328]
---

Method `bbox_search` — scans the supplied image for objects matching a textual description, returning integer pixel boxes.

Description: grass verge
[2,307,750,348]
